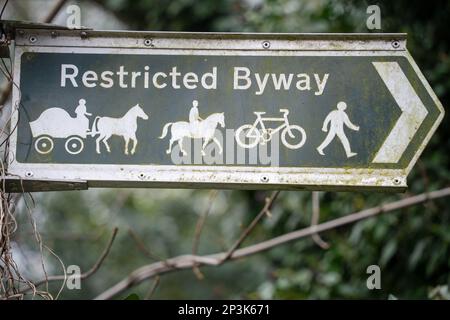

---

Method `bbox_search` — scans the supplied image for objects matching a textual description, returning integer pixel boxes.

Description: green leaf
[380,241,397,267]
[124,293,140,300]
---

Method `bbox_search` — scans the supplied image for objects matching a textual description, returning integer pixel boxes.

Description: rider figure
[189,100,203,136]
[75,99,92,136]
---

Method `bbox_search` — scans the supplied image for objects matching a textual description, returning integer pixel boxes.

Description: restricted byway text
[60,64,330,96]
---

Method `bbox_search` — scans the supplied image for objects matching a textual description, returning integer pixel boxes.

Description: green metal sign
[7,29,444,191]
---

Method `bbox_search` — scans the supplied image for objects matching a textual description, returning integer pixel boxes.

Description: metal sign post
[6,29,444,191]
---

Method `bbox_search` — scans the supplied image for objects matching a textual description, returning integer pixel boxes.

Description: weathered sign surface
[7,29,444,191]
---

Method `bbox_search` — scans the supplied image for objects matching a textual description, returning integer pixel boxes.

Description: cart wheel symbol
[65,136,84,155]
[35,136,54,154]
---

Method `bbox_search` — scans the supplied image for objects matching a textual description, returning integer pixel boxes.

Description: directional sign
[7,29,444,191]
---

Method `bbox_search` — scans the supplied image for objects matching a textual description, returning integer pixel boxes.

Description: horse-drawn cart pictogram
[29,100,148,155]
[30,106,91,155]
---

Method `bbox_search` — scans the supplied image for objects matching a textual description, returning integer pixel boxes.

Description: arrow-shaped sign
[6,30,445,191]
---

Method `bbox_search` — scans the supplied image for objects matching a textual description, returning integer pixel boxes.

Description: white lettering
[131,71,141,88]
[255,73,269,95]
[314,73,329,95]
[169,66,181,89]
[183,72,198,89]
[296,73,310,91]
[117,65,128,88]
[100,71,114,88]
[152,72,167,89]
[233,67,251,90]
[82,70,97,88]
[271,73,294,91]
[201,67,217,89]
[61,64,79,87]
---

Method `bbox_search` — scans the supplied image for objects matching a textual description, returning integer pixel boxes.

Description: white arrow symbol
[371,62,428,163]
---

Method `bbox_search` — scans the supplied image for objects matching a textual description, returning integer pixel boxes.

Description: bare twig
[0,0,70,299]
[145,276,160,300]
[192,190,218,279]
[222,191,280,262]
[17,227,118,295]
[0,0,68,107]
[128,228,161,261]
[311,191,329,249]
[95,187,450,300]
[0,82,12,108]
[127,228,173,269]
[40,227,107,242]
[43,0,68,23]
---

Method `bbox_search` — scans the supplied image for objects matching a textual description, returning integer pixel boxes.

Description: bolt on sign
[7,29,444,191]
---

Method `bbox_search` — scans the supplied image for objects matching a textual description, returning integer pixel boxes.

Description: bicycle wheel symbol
[281,125,307,149]
[235,124,261,148]
[235,109,307,150]
[236,124,307,149]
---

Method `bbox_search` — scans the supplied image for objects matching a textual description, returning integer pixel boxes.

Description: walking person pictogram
[317,101,360,158]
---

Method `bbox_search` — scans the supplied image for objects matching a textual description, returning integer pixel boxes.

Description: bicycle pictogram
[235,108,307,149]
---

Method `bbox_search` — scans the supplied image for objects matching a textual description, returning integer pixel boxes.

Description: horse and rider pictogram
[159,100,225,156]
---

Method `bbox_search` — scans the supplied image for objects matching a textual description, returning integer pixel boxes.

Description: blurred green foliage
[15,0,449,299]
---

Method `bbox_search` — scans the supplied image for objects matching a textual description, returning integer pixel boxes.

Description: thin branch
[43,0,68,23]
[0,0,69,299]
[0,0,68,107]
[18,227,118,295]
[128,228,161,261]
[127,228,173,269]
[192,190,218,279]
[311,191,329,249]
[0,82,12,108]
[95,187,450,300]
[144,276,160,300]
[222,191,280,262]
